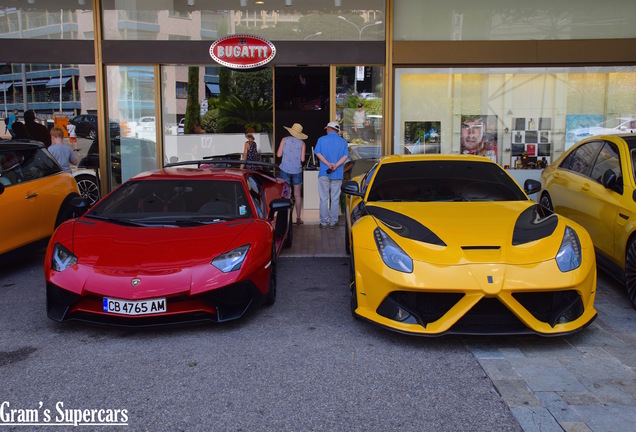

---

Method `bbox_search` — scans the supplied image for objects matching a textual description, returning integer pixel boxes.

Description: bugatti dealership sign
[209,35,276,69]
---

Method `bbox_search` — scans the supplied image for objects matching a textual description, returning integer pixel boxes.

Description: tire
[88,129,97,140]
[539,192,554,211]
[54,194,80,228]
[75,174,100,206]
[264,245,277,306]
[624,240,636,309]
[345,220,350,254]
[283,209,293,249]
[349,249,358,318]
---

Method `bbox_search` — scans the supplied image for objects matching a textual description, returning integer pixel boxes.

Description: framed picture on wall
[404,121,441,154]
[460,114,498,162]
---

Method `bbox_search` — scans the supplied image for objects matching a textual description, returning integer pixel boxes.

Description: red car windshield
[87,179,253,224]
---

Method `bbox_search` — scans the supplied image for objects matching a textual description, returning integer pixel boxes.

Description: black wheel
[624,240,636,309]
[54,195,80,228]
[540,192,553,211]
[283,209,293,249]
[349,249,358,318]
[88,129,97,140]
[75,174,100,206]
[345,221,351,254]
[264,245,277,306]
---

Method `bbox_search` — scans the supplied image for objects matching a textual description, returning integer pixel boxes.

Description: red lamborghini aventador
[44,160,293,326]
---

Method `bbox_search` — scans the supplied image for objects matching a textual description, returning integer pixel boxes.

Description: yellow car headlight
[374,227,413,273]
[555,226,581,272]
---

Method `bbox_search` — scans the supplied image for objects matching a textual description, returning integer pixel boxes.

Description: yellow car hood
[361,201,570,266]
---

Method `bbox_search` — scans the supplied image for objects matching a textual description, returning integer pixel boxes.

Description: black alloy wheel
[624,240,636,309]
[88,129,97,140]
[75,174,100,206]
[264,244,277,306]
[283,209,293,248]
[349,250,358,318]
[539,192,554,211]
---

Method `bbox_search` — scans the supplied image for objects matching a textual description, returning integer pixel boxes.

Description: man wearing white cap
[314,121,350,229]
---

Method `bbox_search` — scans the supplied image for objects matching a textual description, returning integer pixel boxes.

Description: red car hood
[68,219,253,298]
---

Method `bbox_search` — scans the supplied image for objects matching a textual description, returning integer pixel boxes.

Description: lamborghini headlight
[556,226,581,272]
[374,228,413,273]
[212,244,250,273]
[51,243,77,272]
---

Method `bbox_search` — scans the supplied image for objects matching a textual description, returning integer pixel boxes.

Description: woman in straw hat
[277,123,307,225]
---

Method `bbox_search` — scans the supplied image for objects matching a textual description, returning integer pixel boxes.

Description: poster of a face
[460,115,498,162]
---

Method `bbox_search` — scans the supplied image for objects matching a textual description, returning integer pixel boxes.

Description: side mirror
[341,180,363,197]
[524,179,542,196]
[601,169,617,190]
[268,198,291,220]
[70,196,92,217]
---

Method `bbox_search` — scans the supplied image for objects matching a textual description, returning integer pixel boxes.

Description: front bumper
[46,281,265,327]
[352,248,598,336]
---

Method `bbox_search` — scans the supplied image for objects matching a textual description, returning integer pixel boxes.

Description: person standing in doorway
[315,121,350,229]
[7,109,18,139]
[48,126,77,173]
[241,127,260,170]
[277,123,307,225]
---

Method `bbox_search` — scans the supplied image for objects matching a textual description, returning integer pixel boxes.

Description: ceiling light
[240,0,247,6]
[187,0,195,5]
[285,0,292,6]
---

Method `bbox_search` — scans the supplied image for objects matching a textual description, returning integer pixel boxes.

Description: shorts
[279,170,303,186]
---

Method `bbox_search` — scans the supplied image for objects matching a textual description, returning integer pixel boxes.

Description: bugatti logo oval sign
[209,35,276,69]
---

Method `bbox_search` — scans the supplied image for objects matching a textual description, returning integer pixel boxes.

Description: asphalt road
[0,252,521,432]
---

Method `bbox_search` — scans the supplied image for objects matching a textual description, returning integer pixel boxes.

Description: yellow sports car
[341,154,597,336]
[540,134,636,309]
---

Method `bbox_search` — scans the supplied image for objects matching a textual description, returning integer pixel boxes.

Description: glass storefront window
[0,2,93,40]
[101,0,384,41]
[161,65,273,165]
[336,65,383,177]
[394,66,636,170]
[394,0,636,41]
[106,65,157,188]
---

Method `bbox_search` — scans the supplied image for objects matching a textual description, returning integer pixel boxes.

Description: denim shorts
[279,170,303,186]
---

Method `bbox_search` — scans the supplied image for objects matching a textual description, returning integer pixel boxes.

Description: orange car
[540,134,636,308]
[0,141,80,256]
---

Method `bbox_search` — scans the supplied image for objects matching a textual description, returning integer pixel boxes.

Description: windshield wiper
[85,214,149,227]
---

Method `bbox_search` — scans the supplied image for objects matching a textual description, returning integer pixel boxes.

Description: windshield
[367,160,528,202]
[87,179,253,225]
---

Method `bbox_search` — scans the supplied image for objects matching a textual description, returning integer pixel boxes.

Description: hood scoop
[512,204,558,245]
[366,206,446,246]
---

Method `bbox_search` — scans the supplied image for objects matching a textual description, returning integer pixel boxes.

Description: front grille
[452,298,527,334]
[512,290,584,327]
[381,291,464,325]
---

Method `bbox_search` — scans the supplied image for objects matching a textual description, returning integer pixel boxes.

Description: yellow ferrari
[540,134,636,309]
[341,154,597,336]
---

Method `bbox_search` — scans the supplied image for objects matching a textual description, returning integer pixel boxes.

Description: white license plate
[103,297,166,316]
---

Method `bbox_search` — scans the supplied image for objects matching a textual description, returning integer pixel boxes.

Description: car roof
[0,139,46,151]
[379,153,496,164]
[131,166,265,182]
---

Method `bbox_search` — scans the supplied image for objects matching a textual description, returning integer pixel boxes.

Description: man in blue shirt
[315,121,350,229]
[7,109,17,139]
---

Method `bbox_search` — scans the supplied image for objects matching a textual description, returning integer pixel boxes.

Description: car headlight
[556,226,581,272]
[374,228,413,273]
[212,245,250,273]
[51,243,78,272]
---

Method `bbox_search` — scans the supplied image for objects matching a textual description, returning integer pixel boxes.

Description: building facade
[1,0,635,194]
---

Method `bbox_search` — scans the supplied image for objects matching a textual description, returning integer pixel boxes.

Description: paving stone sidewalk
[466,270,636,432]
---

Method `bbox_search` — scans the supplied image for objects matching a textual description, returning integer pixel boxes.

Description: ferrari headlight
[51,243,77,272]
[556,226,581,272]
[212,244,250,273]
[374,228,413,273]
